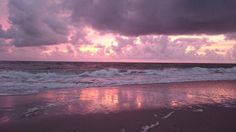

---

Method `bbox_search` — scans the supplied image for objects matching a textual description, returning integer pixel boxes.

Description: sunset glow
[1,1,236,132]
[0,0,236,63]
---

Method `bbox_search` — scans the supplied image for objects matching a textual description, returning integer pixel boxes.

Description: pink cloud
[0,0,236,63]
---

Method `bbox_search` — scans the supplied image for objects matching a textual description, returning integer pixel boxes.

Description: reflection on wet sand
[40,81,236,114]
[0,81,236,122]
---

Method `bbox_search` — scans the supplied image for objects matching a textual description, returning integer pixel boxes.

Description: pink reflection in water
[0,81,236,120]
[39,81,236,114]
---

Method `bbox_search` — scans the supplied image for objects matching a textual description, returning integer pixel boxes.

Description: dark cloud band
[1,0,236,46]
[67,0,236,35]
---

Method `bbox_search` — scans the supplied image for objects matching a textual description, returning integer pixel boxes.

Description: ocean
[1,61,236,126]
[0,61,236,95]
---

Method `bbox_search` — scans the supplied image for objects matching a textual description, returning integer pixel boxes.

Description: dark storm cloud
[2,0,69,47]
[66,0,236,36]
[1,0,236,47]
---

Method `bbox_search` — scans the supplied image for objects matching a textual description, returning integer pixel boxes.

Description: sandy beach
[1,105,236,132]
[1,81,236,132]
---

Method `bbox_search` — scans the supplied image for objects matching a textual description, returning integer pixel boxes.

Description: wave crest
[1,67,236,95]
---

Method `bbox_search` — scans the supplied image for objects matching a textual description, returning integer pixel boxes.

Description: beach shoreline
[1,80,236,132]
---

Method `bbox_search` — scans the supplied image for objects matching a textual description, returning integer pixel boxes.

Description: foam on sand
[193,109,204,112]
[23,107,40,117]
[141,121,159,132]
[223,104,236,108]
[162,111,175,119]
[23,103,57,117]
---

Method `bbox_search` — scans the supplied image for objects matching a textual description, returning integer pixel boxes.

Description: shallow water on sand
[0,81,236,124]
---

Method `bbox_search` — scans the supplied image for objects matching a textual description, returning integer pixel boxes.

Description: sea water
[0,61,236,95]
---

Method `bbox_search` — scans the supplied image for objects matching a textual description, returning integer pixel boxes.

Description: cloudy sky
[0,0,236,63]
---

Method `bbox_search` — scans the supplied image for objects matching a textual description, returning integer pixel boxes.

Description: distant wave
[1,67,236,95]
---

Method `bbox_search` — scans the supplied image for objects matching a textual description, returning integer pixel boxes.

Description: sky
[0,0,236,63]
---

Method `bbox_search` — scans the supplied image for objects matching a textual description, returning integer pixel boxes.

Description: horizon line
[0,60,236,64]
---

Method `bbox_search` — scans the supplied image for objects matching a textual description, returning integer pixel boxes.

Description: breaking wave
[1,67,236,95]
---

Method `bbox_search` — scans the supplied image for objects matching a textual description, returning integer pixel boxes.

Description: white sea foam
[223,103,236,108]
[23,103,57,117]
[193,109,204,112]
[1,67,236,95]
[23,107,40,117]
[162,111,175,119]
[141,121,159,132]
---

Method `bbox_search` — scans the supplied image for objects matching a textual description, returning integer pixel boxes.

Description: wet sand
[1,105,236,132]
[1,81,236,132]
